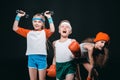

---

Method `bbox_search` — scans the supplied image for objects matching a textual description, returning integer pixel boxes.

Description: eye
[101,41,104,43]
[33,20,37,22]
[66,26,70,28]
[38,20,42,23]
[61,26,64,28]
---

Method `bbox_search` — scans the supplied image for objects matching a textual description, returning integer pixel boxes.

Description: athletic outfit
[15,27,53,70]
[55,39,76,79]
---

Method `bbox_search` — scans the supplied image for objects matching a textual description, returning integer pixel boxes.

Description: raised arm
[13,10,26,31]
[44,11,55,32]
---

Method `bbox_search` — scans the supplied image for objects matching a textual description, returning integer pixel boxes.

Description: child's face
[32,15,44,30]
[59,23,72,37]
[95,40,106,50]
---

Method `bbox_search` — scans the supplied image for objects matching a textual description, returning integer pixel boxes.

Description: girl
[13,10,55,80]
[79,32,110,80]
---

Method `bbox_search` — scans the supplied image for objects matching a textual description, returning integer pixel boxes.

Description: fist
[47,64,56,77]
[69,41,81,57]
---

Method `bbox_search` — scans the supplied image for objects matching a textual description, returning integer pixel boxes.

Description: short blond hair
[59,20,72,31]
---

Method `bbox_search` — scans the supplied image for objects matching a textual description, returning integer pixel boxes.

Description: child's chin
[98,48,102,50]
[34,28,40,30]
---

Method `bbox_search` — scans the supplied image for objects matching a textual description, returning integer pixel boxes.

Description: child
[13,10,55,80]
[79,32,110,80]
[47,20,80,80]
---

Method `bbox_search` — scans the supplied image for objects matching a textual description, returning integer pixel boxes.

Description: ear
[58,29,61,33]
[69,30,72,35]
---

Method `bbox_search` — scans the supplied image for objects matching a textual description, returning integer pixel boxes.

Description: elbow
[51,28,55,33]
[12,27,16,31]
[52,29,55,33]
[50,24,55,32]
[12,26,18,31]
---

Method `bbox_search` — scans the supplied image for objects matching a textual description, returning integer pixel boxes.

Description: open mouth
[63,31,67,33]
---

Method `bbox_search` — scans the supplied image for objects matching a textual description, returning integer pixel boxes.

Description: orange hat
[94,32,110,42]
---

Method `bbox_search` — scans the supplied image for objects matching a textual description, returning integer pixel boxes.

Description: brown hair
[93,47,109,67]
[82,37,109,67]
[81,37,94,43]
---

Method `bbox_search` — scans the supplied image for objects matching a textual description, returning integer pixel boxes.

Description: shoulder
[70,39,80,44]
[52,40,59,46]
[70,39,78,42]
[43,28,50,32]
[71,39,76,42]
[83,43,94,50]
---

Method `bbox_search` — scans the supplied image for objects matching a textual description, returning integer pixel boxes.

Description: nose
[35,21,40,25]
[101,43,105,47]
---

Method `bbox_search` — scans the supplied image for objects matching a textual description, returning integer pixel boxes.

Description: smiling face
[94,32,110,50]
[32,14,45,30]
[95,40,106,50]
[58,21,72,38]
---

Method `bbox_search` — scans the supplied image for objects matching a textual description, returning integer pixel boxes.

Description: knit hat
[94,32,110,42]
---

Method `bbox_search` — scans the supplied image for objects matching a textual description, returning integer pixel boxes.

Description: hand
[44,11,52,18]
[16,10,26,18]
[69,40,81,57]
[47,64,56,77]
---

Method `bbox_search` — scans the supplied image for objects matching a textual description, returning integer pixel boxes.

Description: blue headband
[32,18,45,22]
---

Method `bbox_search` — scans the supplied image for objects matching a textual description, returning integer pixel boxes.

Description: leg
[83,63,99,80]
[38,69,46,80]
[29,68,37,80]
[91,67,99,80]
[75,64,81,80]
[83,63,93,80]
[37,55,47,80]
[66,74,74,80]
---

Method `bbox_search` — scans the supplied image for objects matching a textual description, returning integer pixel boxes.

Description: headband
[32,18,45,22]
[60,22,72,30]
